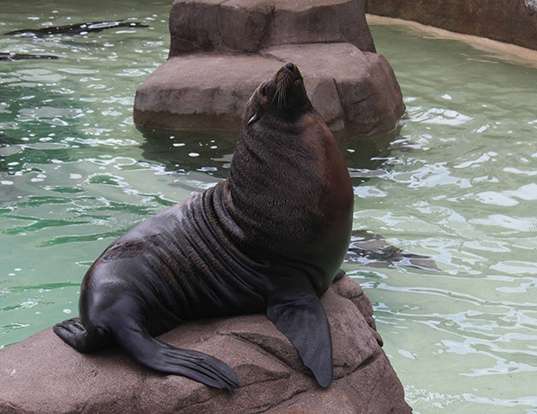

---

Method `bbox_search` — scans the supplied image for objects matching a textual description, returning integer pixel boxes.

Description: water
[1,2,537,413]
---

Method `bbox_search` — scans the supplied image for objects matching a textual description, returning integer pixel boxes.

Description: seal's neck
[220,111,353,290]
[225,113,326,251]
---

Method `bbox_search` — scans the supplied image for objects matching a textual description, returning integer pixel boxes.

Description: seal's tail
[110,315,240,391]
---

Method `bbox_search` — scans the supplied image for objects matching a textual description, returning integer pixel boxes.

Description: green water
[1,2,537,413]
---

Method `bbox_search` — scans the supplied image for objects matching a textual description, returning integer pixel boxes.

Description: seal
[54,63,354,391]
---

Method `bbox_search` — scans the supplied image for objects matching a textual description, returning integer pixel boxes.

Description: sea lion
[4,20,148,37]
[54,63,354,391]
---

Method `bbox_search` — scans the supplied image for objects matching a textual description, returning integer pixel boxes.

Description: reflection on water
[1,2,537,413]
[140,130,237,179]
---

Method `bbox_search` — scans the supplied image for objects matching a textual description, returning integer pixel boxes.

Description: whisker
[272,71,294,110]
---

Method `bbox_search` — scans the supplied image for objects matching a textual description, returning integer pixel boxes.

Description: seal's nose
[272,63,306,109]
[285,63,296,71]
[284,63,298,75]
[283,63,302,81]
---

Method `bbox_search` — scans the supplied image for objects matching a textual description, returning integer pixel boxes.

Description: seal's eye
[260,84,268,97]
[247,112,260,126]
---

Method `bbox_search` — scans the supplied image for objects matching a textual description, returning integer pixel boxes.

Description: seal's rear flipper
[108,306,239,391]
[54,317,110,353]
[266,275,333,388]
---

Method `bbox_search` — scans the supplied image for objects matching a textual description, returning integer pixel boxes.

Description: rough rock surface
[168,0,376,55]
[134,43,404,136]
[367,0,537,51]
[0,277,412,414]
[133,0,405,137]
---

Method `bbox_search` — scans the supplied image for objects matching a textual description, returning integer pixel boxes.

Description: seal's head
[244,63,313,128]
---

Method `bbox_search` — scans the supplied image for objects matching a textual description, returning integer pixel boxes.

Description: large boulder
[133,0,405,137]
[169,0,376,55]
[367,0,537,51]
[0,277,412,414]
[134,43,404,135]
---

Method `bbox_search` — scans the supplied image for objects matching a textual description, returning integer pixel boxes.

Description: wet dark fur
[54,64,354,391]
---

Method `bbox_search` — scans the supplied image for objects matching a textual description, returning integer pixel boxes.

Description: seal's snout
[283,63,301,79]
[272,62,307,111]
[279,62,302,82]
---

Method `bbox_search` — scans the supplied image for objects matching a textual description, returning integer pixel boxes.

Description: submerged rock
[4,20,148,37]
[346,230,439,271]
[367,0,537,51]
[0,52,59,61]
[0,277,411,414]
[133,0,405,138]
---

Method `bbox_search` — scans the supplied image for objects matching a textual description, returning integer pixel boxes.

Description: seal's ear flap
[247,112,260,126]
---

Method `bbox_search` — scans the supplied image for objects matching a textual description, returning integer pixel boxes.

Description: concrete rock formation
[168,0,376,54]
[367,0,537,51]
[133,0,405,137]
[0,277,412,414]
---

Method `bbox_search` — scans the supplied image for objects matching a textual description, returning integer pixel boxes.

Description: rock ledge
[0,277,411,414]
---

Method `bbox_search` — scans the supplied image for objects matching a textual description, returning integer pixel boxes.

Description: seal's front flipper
[266,275,333,388]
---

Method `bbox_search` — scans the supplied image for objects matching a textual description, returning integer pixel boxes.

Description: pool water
[1,2,537,413]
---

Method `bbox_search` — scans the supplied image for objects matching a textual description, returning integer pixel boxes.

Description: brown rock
[0,277,411,414]
[264,43,405,136]
[367,0,537,51]
[134,54,280,134]
[169,0,376,56]
[134,43,404,136]
[134,0,405,137]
